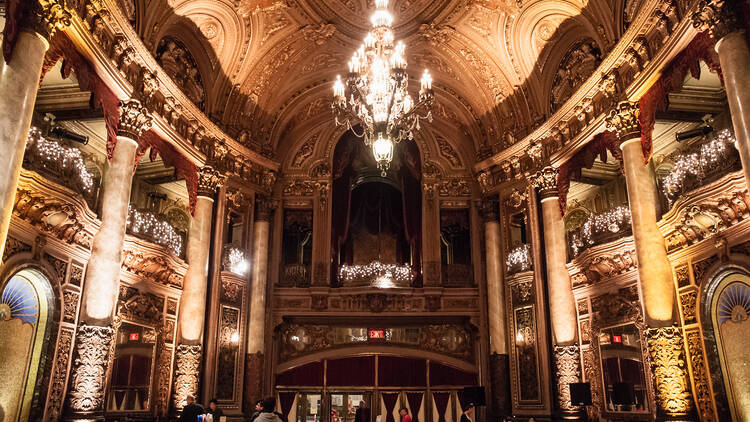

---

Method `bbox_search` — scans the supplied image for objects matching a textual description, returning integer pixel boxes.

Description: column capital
[605,101,640,142]
[692,0,741,40]
[479,197,500,222]
[117,99,152,140]
[197,166,226,198]
[255,195,278,222]
[19,0,72,42]
[530,166,559,200]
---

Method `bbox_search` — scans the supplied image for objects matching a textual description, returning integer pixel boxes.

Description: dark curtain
[378,356,426,387]
[279,392,297,418]
[406,392,424,422]
[428,362,477,387]
[326,356,375,386]
[432,393,451,422]
[381,392,400,422]
[330,134,359,285]
[275,361,324,386]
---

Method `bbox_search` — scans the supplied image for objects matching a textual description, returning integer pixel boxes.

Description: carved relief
[63,290,79,323]
[173,344,202,410]
[554,345,582,412]
[3,236,32,262]
[645,326,693,417]
[121,249,183,288]
[67,325,115,413]
[692,255,719,284]
[436,179,471,197]
[283,180,316,196]
[156,345,173,413]
[301,23,336,45]
[69,263,83,286]
[510,279,533,304]
[197,166,226,198]
[117,99,152,139]
[44,328,73,421]
[436,136,462,168]
[685,328,716,421]
[156,37,205,109]
[13,189,93,248]
[666,191,750,251]
[221,280,243,305]
[44,252,68,282]
[571,249,637,284]
[675,264,690,287]
[292,135,317,168]
[680,290,698,325]
[530,166,558,199]
[118,286,164,324]
[591,286,641,328]
[550,40,602,112]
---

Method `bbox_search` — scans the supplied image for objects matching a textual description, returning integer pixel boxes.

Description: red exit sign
[129,333,139,341]
[369,329,385,339]
[612,335,622,343]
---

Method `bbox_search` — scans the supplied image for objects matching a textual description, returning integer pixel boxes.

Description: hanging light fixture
[332,0,435,176]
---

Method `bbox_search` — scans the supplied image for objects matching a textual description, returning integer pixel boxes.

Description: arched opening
[704,268,750,421]
[0,268,56,422]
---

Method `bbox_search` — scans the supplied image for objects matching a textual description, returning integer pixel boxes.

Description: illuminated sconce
[515,327,533,348]
[231,331,240,344]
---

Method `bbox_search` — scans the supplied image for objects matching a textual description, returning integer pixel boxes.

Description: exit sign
[369,329,385,339]
[129,333,139,341]
[612,335,622,343]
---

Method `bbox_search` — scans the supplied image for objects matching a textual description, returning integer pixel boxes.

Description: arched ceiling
[132,0,626,172]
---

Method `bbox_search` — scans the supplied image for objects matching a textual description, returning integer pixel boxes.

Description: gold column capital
[197,166,226,198]
[117,99,152,140]
[479,197,499,222]
[530,166,559,200]
[692,0,741,40]
[255,195,278,222]
[605,100,640,142]
[20,0,72,41]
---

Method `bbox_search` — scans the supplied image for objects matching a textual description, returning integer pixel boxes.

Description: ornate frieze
[605,101,640,141]
[530,166,558,200]
[692,0,740,40]
[197,166,226,198]
[553,345,582,413]
[3,236,32,262]
[118,285,164,325]
[436,179,471,197]
[569,247,637,285]
[283,180,316,196]
[645,326,693,418]
[63,290,79,323]
[121,249,183,288]
[172,344,202,410]
[680,290,698,324]
[66,324,115,414]
[13,188,94,248]
[117,99,152,140]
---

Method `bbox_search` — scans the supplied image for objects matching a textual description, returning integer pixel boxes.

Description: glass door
[296,392,323,422]
[329,392,372,422]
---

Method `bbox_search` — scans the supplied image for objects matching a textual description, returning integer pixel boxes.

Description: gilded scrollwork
[66,324,115,413]
[172,344,202,410]
[554,345,582,412]
[644,326,693,417]
[44,329,73,421]
[685,328,716,421]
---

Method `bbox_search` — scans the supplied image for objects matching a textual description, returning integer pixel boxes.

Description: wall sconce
[230,331,240,344]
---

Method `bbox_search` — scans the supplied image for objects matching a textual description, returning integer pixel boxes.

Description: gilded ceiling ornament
[301,23,336,45]
[550,40,602,112]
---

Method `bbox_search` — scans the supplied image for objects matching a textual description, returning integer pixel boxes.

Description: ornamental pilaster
[65,324,115,416]
[553,345,582,414]
[117,99,152,140]
[645,326,694,418]
[530,166,559,200]
[605,101,640,142]
[692,0,741,40]
[19,0,72,41]
[197,166,226,199]
[172,344,202,410]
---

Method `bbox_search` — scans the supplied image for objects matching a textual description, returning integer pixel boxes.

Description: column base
[64,324,115,421]
[172,344,203,412]
[244,352,265,413]
[644,326,695,421]
[553,345,584,420]
[489,353,510,417]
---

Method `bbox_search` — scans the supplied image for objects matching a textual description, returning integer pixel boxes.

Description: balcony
[568,206,632,259]
[506,244,532,275]
[223,246,250,276]
[338,261,414,288]
[126,207,186,258]
[280,263,310,287]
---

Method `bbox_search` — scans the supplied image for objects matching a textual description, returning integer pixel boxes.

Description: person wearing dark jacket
[178,395,205,422]
[355,401,370,422]
[207,398,224,420]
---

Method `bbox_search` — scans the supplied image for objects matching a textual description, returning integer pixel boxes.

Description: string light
[225,247,249,275]
[506,244,531,273]
[26,127,94,193]
[570,206,631,257]
[339,261,413,286]
[127,206,183,256]
[661,129,735,203]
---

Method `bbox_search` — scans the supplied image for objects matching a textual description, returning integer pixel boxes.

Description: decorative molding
[44,328,73,421]
[19,0,72,41]
[568,239,637,286]
[172,344,202,410]
[605,101,640,141]
[692,0,740,40]
[197,166,226,198]
[530,166,558,199]
[66,324,115,414]
[117,99,152,140]
[13,188,94,249]
[685,328,716,421]
[121,249,184,289]
[553,345,582,413]
[3,236,32,262]
[645,326,693,418]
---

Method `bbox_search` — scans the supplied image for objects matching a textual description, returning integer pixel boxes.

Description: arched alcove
[0,268,56,422]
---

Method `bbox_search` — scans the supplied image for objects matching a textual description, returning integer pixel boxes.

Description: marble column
[244,196,275,405]
[693,0,750,190]
[480,197,510,416]
[530,167,582,419]
[606,102,692,420]
[172,167,225,411]
[66,100,151,420]
[0,0,69,260]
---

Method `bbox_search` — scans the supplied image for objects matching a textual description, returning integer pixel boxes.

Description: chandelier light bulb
[421,69,433,91]
[334,75,345,100]
[373,134,394,175]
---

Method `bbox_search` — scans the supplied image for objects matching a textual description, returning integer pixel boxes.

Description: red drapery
[556,131,621,215]
[432,392,451,422]
[279,392,297,419]
[381,392,400,422]
[405,392,424,422]
[2,0,24,62]
[138,130,199,214]
[637,31,721,162]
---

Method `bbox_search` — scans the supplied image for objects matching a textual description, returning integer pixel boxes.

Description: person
[459,403,474,422]
[398,408,411,422]
[207,398,224,420]
[256,396,284,422]
[355,401,370,422]
[250,400,263,422]
[178,395,205,422]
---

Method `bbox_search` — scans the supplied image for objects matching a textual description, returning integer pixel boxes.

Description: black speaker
[612,382,635,405]
[569,383,592,406]
[460,386,486,407]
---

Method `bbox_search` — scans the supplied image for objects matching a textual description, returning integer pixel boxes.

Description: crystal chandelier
[332,0,435,176]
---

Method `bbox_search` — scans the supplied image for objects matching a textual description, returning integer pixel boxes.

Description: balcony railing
[569,206,632,258]
[281,263,310,287]
[658,129,741,207]
[442,263,474,287]
[506,244,532,275]
[339,261,414,288]
[126,206,185,257]
[23,127,99,207]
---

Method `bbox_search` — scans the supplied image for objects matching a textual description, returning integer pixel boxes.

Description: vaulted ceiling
[127,0,632,173]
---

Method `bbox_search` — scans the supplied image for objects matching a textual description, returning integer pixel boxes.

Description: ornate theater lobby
[1,0,750,420]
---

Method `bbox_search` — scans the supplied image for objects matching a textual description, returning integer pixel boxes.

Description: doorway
[330,392,372,422]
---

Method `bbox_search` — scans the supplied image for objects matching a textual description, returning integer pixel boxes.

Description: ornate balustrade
[280,264,310,287]
[339,261,414,288]
[126,206,186,257]
[568,206,633,259]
